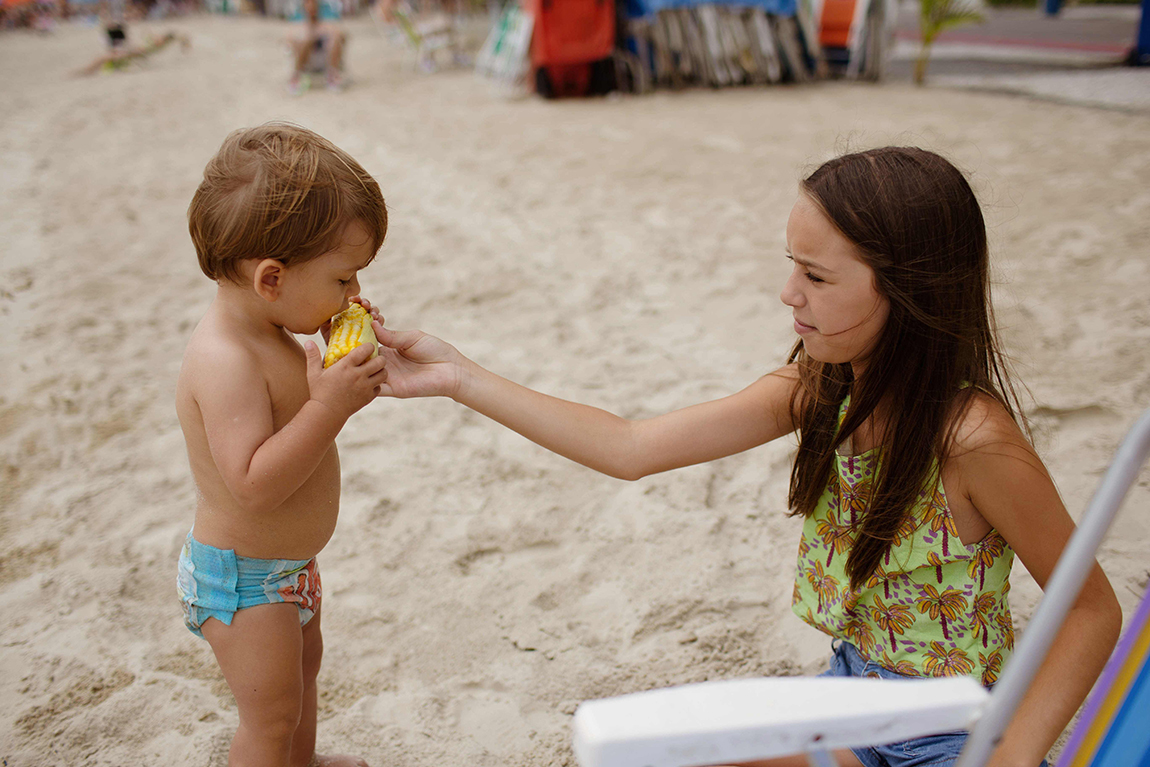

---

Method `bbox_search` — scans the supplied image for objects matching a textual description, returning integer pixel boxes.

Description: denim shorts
[819,641,1048,767]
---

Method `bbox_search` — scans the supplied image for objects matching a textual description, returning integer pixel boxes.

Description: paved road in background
[894,3,1141,54]
[881,2,1149,108]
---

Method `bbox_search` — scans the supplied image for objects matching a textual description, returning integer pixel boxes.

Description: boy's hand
[371,321,467,400]
[304,340,387,420]
[351,295,384,325]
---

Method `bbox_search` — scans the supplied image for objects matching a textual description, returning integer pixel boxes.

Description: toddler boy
[176,122,388,767]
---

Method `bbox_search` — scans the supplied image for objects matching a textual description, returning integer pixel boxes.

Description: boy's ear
[252,259,286,301]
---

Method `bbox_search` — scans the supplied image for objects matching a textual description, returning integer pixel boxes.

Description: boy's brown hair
[188,122,387,284]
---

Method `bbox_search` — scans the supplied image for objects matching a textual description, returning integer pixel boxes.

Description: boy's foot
[313,754,369,767]
[325,70,345,92]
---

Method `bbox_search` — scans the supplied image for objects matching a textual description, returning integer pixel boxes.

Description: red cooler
[528,0,616,97]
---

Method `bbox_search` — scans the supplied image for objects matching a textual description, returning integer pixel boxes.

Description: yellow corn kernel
[323,303,379,368]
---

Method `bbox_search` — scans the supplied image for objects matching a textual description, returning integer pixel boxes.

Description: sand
[1,12,1149,766]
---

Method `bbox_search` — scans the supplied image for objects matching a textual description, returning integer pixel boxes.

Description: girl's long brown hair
[787,147,1026,590]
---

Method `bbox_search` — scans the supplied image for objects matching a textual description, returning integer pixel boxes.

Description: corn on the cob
[323,303,379,368]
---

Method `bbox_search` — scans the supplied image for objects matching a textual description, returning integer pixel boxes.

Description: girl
[369,147,1121,767]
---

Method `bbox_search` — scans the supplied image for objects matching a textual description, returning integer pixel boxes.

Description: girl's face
[780,194,889,372]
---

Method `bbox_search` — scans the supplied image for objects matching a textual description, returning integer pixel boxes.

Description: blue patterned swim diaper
[176,530,322,639]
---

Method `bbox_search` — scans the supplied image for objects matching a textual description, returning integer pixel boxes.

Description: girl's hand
[319,296,383,345]
[370,321,466,400]
[303,340,388,420]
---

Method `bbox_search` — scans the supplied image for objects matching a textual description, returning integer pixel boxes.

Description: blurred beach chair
[373,0,468,73]
[572,409,1150,767]
[474,0,533,94]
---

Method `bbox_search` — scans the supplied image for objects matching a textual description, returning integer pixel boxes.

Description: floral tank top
[791,397,1016,687]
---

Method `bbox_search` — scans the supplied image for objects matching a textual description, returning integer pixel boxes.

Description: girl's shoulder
[941,390,1053,540]
[944,388,1040,470]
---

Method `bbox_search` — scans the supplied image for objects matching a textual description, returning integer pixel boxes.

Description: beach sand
[1,13,1148,766]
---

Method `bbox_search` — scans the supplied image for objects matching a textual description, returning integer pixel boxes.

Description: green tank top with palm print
[791,396,1016,687]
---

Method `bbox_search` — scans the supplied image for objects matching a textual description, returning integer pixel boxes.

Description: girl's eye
[786,255,824,284]
[339,279,351,286]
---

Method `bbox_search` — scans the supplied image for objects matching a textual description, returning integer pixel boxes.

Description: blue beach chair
[572,409,1150,767]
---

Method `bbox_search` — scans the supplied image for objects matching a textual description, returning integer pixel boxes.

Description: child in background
[102,0,128,50]
[369,147,1122,767]
[176,122,388,767]
[287,0,347,94]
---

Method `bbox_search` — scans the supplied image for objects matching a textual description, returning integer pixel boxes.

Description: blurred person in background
[288,0,347,93]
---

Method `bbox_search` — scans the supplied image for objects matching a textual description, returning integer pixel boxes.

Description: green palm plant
[915,0,985,85]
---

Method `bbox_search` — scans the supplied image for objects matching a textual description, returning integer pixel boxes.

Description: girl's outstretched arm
[372,322,801,480]
[950,397,1122,767]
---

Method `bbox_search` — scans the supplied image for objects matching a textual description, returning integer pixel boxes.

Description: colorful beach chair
[1055,586,1150,767]
[571,409,1150,767]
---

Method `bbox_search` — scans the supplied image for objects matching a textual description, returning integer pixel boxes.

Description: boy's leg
[287,608,369,767]
[289,607,322,767]
[203,603,306,767]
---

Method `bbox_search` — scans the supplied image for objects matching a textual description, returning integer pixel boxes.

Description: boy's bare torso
[176,307,340,561]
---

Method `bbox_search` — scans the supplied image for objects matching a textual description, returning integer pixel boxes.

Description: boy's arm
[372,324,802,480]
[957,402,1122,767]
[196,341,385,514]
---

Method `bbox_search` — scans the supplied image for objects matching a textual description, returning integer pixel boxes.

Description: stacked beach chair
[619,0,822,93]
[814,0,894,80]
[476,0,825,96]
